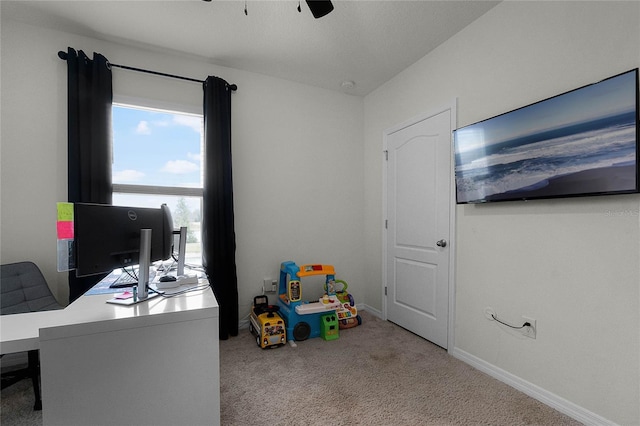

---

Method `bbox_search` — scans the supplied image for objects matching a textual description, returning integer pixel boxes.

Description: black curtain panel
[202,76,238,340]
[62,47,113,303]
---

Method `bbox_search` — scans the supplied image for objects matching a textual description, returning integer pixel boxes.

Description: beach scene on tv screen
[454,70,637,203]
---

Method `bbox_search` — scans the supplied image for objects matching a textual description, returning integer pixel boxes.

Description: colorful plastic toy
[249,295,286,349]
[330,279,361,329]
[320,313,339,340]
[277,261,343,341]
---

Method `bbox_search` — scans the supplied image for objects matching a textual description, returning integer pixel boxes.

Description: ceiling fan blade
[305,0,333,19]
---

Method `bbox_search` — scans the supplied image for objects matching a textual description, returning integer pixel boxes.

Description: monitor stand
[106,291,160,306]
[177,226,187,276]
[107,228,160,306]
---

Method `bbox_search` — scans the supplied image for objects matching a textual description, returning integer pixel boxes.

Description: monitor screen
[73,203,173,277]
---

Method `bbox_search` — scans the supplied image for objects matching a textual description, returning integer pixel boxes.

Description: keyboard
[109,273,138,289]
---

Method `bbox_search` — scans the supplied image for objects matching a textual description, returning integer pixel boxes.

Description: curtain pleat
[64,47,113,303]
[202,76,238,340]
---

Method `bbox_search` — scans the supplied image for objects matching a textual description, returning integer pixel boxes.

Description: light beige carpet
[2,311,581,425]
[220,311,582,425]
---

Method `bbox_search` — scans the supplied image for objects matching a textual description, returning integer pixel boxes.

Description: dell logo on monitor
[128,210,138,221]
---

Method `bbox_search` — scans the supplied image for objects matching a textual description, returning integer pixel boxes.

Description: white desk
[0,281,220,426]
[1,309,65,354]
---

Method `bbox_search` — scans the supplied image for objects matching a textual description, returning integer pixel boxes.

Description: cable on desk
[120,265,138,282]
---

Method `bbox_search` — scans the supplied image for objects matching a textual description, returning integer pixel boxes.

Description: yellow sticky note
[57,202,74,222]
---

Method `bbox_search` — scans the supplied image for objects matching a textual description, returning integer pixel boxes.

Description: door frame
[382,100,457,354]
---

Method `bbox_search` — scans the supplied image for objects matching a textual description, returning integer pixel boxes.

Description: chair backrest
[1,261,62,315]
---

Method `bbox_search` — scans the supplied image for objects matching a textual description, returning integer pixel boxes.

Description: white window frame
[112,184,203,198]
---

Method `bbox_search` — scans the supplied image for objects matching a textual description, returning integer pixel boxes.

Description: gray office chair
[1,261,63,410]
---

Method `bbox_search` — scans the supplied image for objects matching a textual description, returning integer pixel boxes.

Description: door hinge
[384,286,387,296]
[383,150,388,161]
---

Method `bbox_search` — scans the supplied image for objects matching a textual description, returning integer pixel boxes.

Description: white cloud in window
[187,152,201,163]
[172,115,203,133]
[162,160,199,174]
[136,120,152,135]
[113,169,145,183]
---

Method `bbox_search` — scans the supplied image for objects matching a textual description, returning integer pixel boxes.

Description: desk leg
[27,350,42,410]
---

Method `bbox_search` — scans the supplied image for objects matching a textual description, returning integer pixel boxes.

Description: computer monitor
[73,203,173,279]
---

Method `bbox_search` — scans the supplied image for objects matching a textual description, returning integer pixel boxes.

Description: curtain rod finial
[58,50,68,60]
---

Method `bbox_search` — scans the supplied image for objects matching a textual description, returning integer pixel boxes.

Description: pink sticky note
[57,221,74,239]
[115,291,133,300]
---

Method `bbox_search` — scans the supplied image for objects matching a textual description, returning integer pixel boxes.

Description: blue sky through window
[112,105,203,188]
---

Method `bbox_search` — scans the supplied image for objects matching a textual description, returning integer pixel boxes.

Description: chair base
[0,350,42,411]
[1,367,30,389]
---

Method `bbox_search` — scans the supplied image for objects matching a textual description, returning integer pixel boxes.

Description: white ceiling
[2,0,499,96]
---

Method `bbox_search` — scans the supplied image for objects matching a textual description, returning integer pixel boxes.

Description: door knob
[436,239,447,247]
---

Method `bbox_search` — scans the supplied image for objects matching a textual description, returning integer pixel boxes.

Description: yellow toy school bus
[249,295,286,349]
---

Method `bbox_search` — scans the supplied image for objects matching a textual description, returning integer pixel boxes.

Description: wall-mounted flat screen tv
[454,68,639,204]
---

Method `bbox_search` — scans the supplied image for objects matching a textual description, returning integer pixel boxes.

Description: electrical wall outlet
[522,316,536,339]
[263,278,277,293]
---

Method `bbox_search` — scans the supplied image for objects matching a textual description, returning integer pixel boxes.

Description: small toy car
[249,295,286,349]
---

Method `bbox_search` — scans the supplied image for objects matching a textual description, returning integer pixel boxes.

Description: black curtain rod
[58,50,237,91]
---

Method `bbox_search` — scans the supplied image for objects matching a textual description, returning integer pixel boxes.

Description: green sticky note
[57,202,74,222]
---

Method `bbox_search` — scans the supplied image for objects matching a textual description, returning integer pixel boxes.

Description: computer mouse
[159,275,177,282]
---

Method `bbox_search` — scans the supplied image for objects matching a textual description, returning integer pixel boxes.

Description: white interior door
[384,108,453,349]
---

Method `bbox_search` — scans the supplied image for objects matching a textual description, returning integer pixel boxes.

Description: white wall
[363,2,639,424]
[0,17,364,316]
[3,2,639,424]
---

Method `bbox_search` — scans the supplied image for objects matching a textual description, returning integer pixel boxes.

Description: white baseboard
[452,347,618,426]
[238,318,250,330]
[360,304,382,318]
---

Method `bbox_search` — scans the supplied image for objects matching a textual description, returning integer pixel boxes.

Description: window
[112,104,204,267]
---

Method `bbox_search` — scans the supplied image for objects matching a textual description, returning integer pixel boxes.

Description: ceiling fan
[303,0,334,18]
[201,0,334,19]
